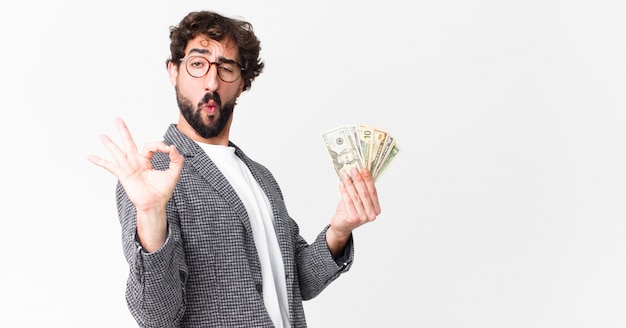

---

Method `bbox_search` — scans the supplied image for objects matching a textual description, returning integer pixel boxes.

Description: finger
[99,133,131,167]
[346,168,380,221]
[139,142,184,179]
[87,150,132,180]
[340,171,365,218]
[139,141,175,160]
[338,178,360,220]
[115,117,139,156]
[167,144,184,176]
[87,154,119,175]
[359,168,381,215]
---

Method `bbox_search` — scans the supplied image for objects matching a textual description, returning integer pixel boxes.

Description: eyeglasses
[180,56,245,83]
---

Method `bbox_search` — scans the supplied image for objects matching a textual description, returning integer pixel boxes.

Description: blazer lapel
[163,125,254,236]
[233,146,292,268]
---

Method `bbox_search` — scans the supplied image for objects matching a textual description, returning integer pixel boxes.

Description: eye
[188,57,207,69]
[218,64,235,73]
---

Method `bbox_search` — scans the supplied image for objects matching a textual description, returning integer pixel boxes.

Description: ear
[167,61,179,86]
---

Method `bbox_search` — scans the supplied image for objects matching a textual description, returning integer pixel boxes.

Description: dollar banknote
[321,125,364,178]
[322,124,400,181]
[373,143,400,180]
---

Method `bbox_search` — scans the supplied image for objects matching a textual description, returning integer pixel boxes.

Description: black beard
[176,87,235,139]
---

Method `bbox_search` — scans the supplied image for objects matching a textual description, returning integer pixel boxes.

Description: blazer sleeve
[251,159,356,301]
[294,224,354,300]
[116,181,189,328]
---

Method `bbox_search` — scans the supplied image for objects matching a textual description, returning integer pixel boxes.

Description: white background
[1,0,625,327]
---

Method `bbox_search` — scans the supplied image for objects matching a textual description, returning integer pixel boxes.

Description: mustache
[201,92,221,106]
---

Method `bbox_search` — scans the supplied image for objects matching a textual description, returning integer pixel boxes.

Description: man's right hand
[88,117,184,252]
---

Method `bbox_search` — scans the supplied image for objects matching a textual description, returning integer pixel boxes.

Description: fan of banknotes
[322,124,400,181]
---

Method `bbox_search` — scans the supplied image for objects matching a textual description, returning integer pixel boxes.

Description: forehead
[185,35,239,59]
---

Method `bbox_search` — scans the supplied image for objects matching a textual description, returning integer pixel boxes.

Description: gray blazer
[116,124,354,328]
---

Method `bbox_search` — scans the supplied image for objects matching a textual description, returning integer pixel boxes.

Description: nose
[202,63,219,92]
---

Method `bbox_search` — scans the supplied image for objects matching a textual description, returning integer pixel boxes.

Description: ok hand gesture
[87,118,184,251]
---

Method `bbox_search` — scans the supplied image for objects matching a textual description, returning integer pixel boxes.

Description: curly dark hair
[166,11,264,91]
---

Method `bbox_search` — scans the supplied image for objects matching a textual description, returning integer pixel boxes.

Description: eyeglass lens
[185,56,241,82]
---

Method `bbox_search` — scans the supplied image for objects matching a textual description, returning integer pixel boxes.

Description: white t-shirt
[199,143,291,328]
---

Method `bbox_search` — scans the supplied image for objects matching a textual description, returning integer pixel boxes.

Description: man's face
[169,35,244,139]
[338,150,357,165]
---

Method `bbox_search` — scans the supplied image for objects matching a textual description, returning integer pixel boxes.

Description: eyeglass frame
[180,56,246,83]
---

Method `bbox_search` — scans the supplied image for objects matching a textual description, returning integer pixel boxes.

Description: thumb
[167,144,184,177]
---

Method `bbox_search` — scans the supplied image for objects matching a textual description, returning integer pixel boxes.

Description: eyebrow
[188,48,237,64]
